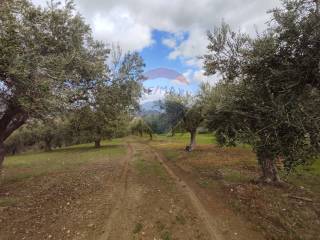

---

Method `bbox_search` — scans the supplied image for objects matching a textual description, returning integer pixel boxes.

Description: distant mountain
[139,100,163,115]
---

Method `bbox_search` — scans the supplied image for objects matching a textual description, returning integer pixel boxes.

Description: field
[151,133,320,240]
[0,135,319,240]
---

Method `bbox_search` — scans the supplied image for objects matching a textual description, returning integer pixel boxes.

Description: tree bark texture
[188,130,196,151]
[0,105,28,172]
[260,158,281,183]
[94,139,101,148]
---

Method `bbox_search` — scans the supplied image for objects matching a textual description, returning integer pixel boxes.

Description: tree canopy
[163,92,204,151]
[0,0,108,168]
[203,0,320,183]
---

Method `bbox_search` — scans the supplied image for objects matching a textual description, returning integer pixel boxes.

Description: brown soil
[148,144,265,240]
[0,141,271,240]
[153,143,320,240]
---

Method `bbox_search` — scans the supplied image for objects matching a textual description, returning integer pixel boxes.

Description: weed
[161,231,171,240]
[133,222,143,234]
[175,215,186,225]
[156,220,165,232]
[0,197,18,207]
[134,158,167,181]
[197,179,210,188]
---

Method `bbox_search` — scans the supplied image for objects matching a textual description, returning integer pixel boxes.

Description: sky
[32,0,282,103]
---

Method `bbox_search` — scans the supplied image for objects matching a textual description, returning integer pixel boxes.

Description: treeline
[162,0,320,184]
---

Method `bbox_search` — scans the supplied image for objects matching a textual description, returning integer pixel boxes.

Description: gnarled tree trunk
[256,148,282,184]
[94,139,101,148]
[187,130,196,152]
[44,138,52,152]
[0,106,28,176]
[260,158,281,183]
[0,141,5,180]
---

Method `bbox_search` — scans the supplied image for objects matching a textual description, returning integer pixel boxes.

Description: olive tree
[130,117,153,140]
[163,92,203,151]
[203,0,320,183]
[72,47,145,148]
[0,0,108,171]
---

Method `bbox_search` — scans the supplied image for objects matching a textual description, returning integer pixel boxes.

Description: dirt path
[150,147,223,240]
[96,141,264,240]
[97,143,133,240]
[96,142,211,239]
[0,141,265,240]
[148,143,265,240]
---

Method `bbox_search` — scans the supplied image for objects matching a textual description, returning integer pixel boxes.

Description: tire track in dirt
[147,143,266,240]
[97,143,133,240]
[148,146,224,240]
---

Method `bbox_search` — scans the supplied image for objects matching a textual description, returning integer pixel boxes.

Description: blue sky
[32,0,283,103]
[140,30,199,103]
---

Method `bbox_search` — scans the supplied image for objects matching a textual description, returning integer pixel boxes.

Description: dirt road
[0,141,265,240]
[94,141,264,240]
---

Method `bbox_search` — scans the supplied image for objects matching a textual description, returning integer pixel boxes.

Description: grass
[150,133,320,240]
[160,231,172,240]
[133,222,143,234]
[0,197,18,207]
[2,139,126,184]
[284,159,320,193]
[151,133,320,193]
[154,133,216,145]
[175,214,186,225]
[133,158,167,180]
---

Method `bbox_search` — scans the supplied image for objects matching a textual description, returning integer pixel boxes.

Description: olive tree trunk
[94,139,101,148]
[260,158,281,183]
[44,139,52,152]
[0,141,5,180]
[0,106,28,178]
[188,130,197,151]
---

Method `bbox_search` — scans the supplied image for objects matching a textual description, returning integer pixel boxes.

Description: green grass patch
[134,158,167,180]
[283,159,320,193]
[175,214,186,225]
[0,197,18,207]
[220,168,252,183]
[133,222,143,234]
[3,141,126,184]
[160,231,172,240]
[163,150,179,161]
[154,133,216,145]
[197,179,211,188]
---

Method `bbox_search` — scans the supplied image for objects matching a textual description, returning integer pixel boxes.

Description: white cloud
[162,38,176,48]
[91,8,154,52]
[168,27,208,65]
[180,69,220,85]
[31,0,281,64]
[193,70,220,85]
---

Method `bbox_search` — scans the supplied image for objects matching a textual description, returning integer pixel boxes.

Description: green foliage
[162,92,188,134]
[130,117,153,139]
[203,0,320,179]
[163,92,204,150]
[4,117,73,153]
[163,92,204,134]
[143,113,168,134]
[133,223,143,234]
[0,0,108,147]
[70,46,145,147]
